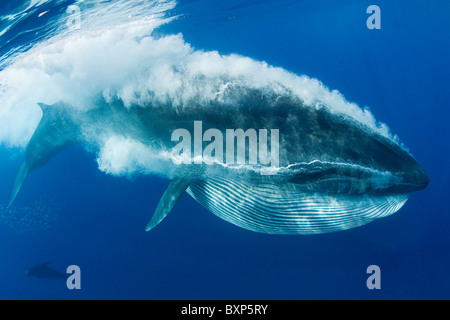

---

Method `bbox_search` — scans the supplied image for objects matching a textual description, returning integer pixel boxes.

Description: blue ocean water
[0,0,448,299]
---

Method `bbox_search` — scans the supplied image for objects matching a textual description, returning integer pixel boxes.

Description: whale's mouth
[282,160,429,196]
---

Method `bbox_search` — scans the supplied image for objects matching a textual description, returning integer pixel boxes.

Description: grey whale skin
[8,88,429,235]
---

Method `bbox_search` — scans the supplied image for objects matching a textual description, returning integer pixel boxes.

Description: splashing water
[0,0,398,178]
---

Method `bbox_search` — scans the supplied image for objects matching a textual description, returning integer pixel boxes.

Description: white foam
[97,135,156,176]
[0,0,399,177]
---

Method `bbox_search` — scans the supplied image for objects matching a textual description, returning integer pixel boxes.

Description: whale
[7,84,429,235]
[25,262,66,280]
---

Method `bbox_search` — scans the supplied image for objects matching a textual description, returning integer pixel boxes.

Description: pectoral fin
[145,177,192,231]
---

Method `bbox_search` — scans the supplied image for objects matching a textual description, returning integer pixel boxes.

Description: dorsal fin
[37,102,51,113]
[145,177,192,231]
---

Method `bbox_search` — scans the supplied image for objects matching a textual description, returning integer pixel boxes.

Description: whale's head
[264,100,430,197]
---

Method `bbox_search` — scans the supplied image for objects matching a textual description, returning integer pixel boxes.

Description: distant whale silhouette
[7,85,429,234]
[25,262,66,279]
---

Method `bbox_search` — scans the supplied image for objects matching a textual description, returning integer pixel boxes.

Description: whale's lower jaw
[187,176,409,235]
